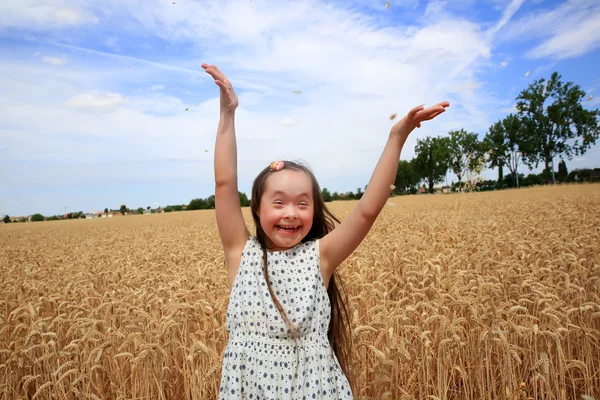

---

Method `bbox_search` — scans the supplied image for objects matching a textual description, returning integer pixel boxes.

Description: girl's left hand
[392,101,450,138]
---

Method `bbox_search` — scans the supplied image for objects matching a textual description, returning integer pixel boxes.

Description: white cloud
[65,92,125,112]
[0,1,98,29]
[500,61,508,67]
[281,117,298,126]
[527,17,600,59]
[151,84,165,91]
[486,0,525,36]
[425,0,447,16]
[42,56,67,65]
[500,0,600,60]
[54,8,86,24]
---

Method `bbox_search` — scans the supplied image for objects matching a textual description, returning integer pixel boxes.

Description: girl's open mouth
[277,225,300,234]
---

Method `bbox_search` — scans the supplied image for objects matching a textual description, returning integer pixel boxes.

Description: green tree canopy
[394,159,420,194]
[189,198,209,210]
[557,159,568,182]
[413,136,451,193]
[448,129,484,188]
[239,192,250,207]
[31,213,44,222]
[484,114,527,188]
[516,71,600,183]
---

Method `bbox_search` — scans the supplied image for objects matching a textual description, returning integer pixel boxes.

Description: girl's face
[257,169,314,251]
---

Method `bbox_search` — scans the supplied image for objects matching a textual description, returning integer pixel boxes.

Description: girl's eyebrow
[271,190,312,198]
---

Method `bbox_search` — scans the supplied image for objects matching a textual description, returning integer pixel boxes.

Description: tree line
[394,71,599,194]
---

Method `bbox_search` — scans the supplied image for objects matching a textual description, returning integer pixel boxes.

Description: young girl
[202,63,449,399]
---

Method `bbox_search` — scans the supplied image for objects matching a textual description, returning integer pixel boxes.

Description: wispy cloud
[281,118,298,126]
[42,56,67,65]
[0,1,98,29]
[499,0,600,60]
[65,92,125,112]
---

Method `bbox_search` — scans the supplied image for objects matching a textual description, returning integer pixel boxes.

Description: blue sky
[1,0,599,217]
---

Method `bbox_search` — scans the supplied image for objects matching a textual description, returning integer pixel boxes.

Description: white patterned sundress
[218,236,354,399]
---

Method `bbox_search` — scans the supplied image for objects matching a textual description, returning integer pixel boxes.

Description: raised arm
[320,102,450,276]
[202,64,250,271]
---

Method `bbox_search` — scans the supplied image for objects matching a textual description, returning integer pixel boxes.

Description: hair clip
[270,161,284,172]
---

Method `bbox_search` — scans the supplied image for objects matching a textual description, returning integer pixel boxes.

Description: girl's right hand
[201,63,238,115]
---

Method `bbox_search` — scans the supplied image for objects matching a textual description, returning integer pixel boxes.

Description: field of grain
[1,185,599,399]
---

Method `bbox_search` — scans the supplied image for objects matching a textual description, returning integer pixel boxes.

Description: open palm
[394,102,450,135]
[201,63,238,113]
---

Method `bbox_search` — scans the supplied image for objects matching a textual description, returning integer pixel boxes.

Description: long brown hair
[250,160,356,395]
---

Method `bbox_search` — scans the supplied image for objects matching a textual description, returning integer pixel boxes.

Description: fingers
[202,63,228,83]
[407,105,425,119]
[426,110,445,120]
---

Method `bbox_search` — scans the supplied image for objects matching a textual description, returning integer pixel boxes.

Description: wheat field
[1,185,599,400]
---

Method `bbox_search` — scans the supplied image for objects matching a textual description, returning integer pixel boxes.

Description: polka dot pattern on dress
[218,236,353,399]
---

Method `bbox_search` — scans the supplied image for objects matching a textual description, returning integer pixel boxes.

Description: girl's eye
[274,200,283,205]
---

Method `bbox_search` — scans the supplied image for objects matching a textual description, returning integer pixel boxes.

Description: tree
[413,136,451,193]
[557,159,568,182]
[448,129,484,189]
[484,114,527,188]
[207,195,215,209]
[355,187,364,200]
[321,188,332,202]
[146,206,151,211]
[516,71,600,184]
[137,207,144,214]
[239,192,250,207]
[120,205,127,215]
[189,198,208,210]
[483,121,506,188]
[31,213,44,222]
[395,160,419,194]
[2,215,10,224]
[104,208,108,214]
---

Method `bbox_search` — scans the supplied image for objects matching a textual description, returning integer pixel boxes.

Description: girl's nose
[285,207,298,219]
